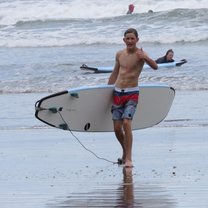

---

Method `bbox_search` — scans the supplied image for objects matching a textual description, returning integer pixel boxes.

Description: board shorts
[111,86,139,120]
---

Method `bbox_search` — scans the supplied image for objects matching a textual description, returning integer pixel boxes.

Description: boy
[108,28,158,168]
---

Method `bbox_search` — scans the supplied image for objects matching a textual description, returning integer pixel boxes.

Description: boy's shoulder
[116,49,126,57]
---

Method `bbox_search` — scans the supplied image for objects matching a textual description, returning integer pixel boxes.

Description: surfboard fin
[70,93,79,98]
[48,107,63,113]
[48,107,58,113]
[59,123,68,130]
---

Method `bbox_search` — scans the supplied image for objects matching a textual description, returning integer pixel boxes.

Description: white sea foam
[1,0,208,25]
[0,0,207,47]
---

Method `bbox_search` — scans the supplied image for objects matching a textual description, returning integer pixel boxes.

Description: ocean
[0,0,208,47]
[0,0,207,127]
[0,0,208,127]
[1,0,208,91]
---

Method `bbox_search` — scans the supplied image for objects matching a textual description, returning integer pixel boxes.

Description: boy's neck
[126,47,137,54]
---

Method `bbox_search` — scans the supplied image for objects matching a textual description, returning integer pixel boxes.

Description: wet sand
[1,126,208,208]
[0,90,208,207]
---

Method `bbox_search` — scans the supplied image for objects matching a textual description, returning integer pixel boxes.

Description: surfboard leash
[56,110,118,165]
[35,102,118,164]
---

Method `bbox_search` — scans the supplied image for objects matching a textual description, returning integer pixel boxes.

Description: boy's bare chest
[119,53,138,67]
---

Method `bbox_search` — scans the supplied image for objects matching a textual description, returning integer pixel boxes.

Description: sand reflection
[119,167,135,207]
[49,168,175,207]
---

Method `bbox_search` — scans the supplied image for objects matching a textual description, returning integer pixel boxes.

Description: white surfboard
[35,84,175,132]
[80,59,187,73]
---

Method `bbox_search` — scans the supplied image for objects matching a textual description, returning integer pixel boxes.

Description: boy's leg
[122,99,138,168]
[123,118,133,167]
[113,120,126,163]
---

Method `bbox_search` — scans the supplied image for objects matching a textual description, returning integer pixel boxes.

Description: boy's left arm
[138,48,158,70]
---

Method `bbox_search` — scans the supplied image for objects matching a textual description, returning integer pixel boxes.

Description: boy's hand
[137,48,147,60]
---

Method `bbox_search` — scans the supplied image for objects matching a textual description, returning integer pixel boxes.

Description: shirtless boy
[108,28,158,168]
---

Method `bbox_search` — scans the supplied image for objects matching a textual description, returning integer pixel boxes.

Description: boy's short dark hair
[124,28,138,38]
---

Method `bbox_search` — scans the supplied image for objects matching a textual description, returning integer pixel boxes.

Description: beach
[1,0,208,207]
[1,126,208,208]
[1,91,208,207]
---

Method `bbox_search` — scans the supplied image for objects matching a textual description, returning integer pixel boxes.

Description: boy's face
[123,32,139,50]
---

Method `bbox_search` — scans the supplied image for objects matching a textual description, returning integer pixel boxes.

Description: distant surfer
[108,28,158,168]
[126,4,135,14]
[156,49,175,63]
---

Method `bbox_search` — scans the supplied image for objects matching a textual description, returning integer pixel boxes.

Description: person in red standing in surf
[126,4,135,14]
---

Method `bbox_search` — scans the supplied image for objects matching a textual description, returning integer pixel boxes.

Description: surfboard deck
[35,84,175,132]
[80,59,187,73]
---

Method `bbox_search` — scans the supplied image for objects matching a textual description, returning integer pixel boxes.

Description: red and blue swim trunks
[111,86,139,120]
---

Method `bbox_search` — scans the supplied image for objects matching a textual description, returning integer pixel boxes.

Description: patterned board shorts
[111,87,139,120]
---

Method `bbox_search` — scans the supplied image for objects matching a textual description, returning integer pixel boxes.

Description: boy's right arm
[108,54,120,85]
